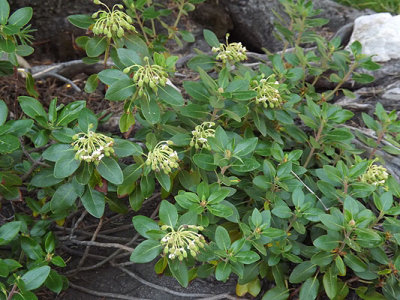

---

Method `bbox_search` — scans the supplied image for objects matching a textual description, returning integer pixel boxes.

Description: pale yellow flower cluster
[92,1,136,38]
[145,141,179,174]
[360,164,389,186]
[212,34,247,64]
[123,57,168,96]
[161,224,206,261]
[252,76,283,109]
[72,125,114,164]
[190,122,215,150]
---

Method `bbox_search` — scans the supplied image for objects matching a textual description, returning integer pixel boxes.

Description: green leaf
[54,151,81,178]
[208,189,230,205]
[188,55,216,72]
[179,29,195,42]
[158,85,184,106]
[56,100,86,126]
[0,61,13,76]
[344,253,367,272]
[352,73,375,84]
[30,169,63,188]
[113,139,143,157]
[319,214,343,231]
[96,157,123,185]
[84,74,98,93]
[272,205,292,219]
[130,239,161,263]
[0,99,8,126]
[117,164,142,196]
[215,226,231,250]
[21,266,50,291]
[323,268,337,299]
[119,111,135,133]
[45,270,63,294]
[8,7,32,27]
[117,48,142,67]
[183,81,210,102]
[313,235,339,251]
[42,144,72,162]
[208,203,233,218]
[0,38,15,53]
[18,96,47,121]
[0,221,21,245]
[289,261,316,284]
[325,128,354,141]
[81,187,105,218]
[86,36,108,57]
[215,261,231,282]
[233,137,258,157]
[355,228,382,248]
[50,183,77,213]
[132,216,160,239]
[335,256,346,276]
[193,153,216,171]
[140,97,160,124]
[299,277,319,300]
[203,29,220,47]
[155,171,171,192]
[179,103,209,119]
[235,251,260,264]
[159,200,178,227]
[0,134,19,154]
[168,259,189,287]
[292,187,304,208]
[67,14,94,29]
[0,0,10,25]
[262,286,289,300]
[78,107,98,132]
[98,69,130,85]
[105,79,136,101]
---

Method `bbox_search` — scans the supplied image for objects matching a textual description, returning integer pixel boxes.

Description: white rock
[348,13,400,62]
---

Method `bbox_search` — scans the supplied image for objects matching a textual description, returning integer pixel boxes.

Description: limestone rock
[348,13,400,62]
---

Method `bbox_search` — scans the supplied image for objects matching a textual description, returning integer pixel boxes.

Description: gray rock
[348,13,400,62]
[212,0,371,51]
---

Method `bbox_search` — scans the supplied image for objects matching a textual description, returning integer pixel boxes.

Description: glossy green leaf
[86,36,108,57]
[215,226,231,250]
[8,7,32,27]
[67,14,94,29]
[132,216,160,239]
[158,85,184,106]
[323,268,337,299]
[18,96,47,121]
[97,157,123,185]
[168,259,189,287]
[0,99,7,126]
[21,266,50,291]
[289,261,316,283]
[0,0,10,25]
[54,151,81,178]
[159,200,178,227]
[0,221,21,245]
[203,29,220,47]
[0,134,19,154]
[299,277,319,300]
[50,183,78,213]
[130,239,162,263]
[81,187,105,218]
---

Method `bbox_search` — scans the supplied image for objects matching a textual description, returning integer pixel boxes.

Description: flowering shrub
[1,0,400,299]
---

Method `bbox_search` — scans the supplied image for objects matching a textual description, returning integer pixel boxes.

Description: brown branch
[117,266,214,298]
[68,282,146,300]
